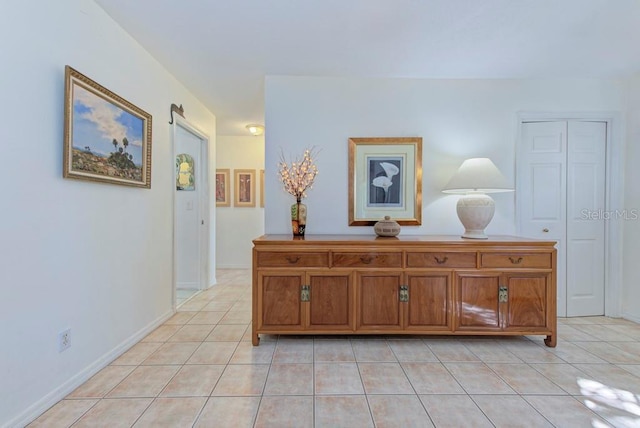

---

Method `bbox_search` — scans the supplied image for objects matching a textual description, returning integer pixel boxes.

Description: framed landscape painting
[348,137,422,226]
[63,66,152,188]
[234,169,256,207]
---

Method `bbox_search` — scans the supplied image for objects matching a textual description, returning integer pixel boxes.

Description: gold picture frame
[234,169,256,207]
[348,137,422,226]
[63,66,152,188]
[215,168,230,207]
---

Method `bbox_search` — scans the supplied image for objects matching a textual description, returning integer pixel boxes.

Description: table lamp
[442,157,513,239]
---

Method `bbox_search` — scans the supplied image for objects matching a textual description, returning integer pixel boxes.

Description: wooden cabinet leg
[252,333,260,346]
[544,334,556,347]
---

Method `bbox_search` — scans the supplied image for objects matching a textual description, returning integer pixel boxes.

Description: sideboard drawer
[480,252,552,269]
[332,252,402,268]
[257,251,329,267]
[406,251,476,268]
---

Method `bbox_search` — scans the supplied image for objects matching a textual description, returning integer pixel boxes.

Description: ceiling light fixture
[246,124,265,136]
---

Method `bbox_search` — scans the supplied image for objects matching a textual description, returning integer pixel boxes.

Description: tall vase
[291,198,307,236]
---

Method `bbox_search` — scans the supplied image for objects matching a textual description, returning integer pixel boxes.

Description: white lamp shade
[442,157,513,194]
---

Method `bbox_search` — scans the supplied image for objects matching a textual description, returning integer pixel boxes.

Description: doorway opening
[172,117,211,309]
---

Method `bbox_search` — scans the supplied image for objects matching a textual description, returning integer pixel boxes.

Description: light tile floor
[30,269,640,427]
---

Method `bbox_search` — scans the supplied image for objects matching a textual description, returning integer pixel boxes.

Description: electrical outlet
[58,328,71,352]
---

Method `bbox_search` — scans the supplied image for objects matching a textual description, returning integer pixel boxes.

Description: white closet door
[566,121,606,316]
[518,121,568,316]
[517,120,606,317]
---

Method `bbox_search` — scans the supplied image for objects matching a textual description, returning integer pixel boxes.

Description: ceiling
[95,0,640,136]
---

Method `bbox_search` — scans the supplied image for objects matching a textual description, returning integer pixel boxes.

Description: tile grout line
[389,338,438,427]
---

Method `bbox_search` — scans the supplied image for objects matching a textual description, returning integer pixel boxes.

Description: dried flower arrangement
[277,148,319,202]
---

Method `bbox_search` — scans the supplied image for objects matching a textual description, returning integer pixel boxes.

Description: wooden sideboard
[252,235,557,347]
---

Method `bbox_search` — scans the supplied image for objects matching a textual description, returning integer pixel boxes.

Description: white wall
[0,1,216,426]
[265,77,626,238]
[264,76,640,319]
[623,73,640,323]
[216,136,265,268]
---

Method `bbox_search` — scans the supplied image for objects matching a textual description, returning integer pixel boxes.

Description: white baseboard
[5,310,173,428]
[621,312,640,324]
[176,281,199,290]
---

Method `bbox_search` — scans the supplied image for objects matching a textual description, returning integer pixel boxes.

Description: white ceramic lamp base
[456,193,495,239]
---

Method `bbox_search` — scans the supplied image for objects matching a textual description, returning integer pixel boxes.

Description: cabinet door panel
[456,274,500,329]
[357,273,402,329]
[309,273,353,330]
[260,274,303,328]
[406,273,450,329]
[506,274,547,328]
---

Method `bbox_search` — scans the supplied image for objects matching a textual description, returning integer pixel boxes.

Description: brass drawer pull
[499,286,508,303]
[434,256,448,265]
[286,256,300,264]
[399,285,409,302]
[301,285,310,302]
[509,257,523,264]
[360,256,373,264]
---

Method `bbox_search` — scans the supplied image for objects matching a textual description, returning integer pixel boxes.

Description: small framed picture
[260,169,265,208]
[234,169,256,207]
[348,137,422,225]
[63,66,152,188]
[215,169,230,207]
[176,153,195,191]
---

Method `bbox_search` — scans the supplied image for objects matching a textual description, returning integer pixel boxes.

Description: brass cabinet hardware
[360,255,373,264]
[499,286,508,303]
[399,285,409,302]
[509,256,523,264]
[434,256,448,264]
[301,285,310,302]
[286,256,300,264]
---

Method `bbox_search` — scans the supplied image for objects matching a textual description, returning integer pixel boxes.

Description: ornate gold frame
[63,66,152,188]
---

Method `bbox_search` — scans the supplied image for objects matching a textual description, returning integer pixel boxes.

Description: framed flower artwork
[216,168,230,207]
[234,169,256,207]
[348,137,422,226]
